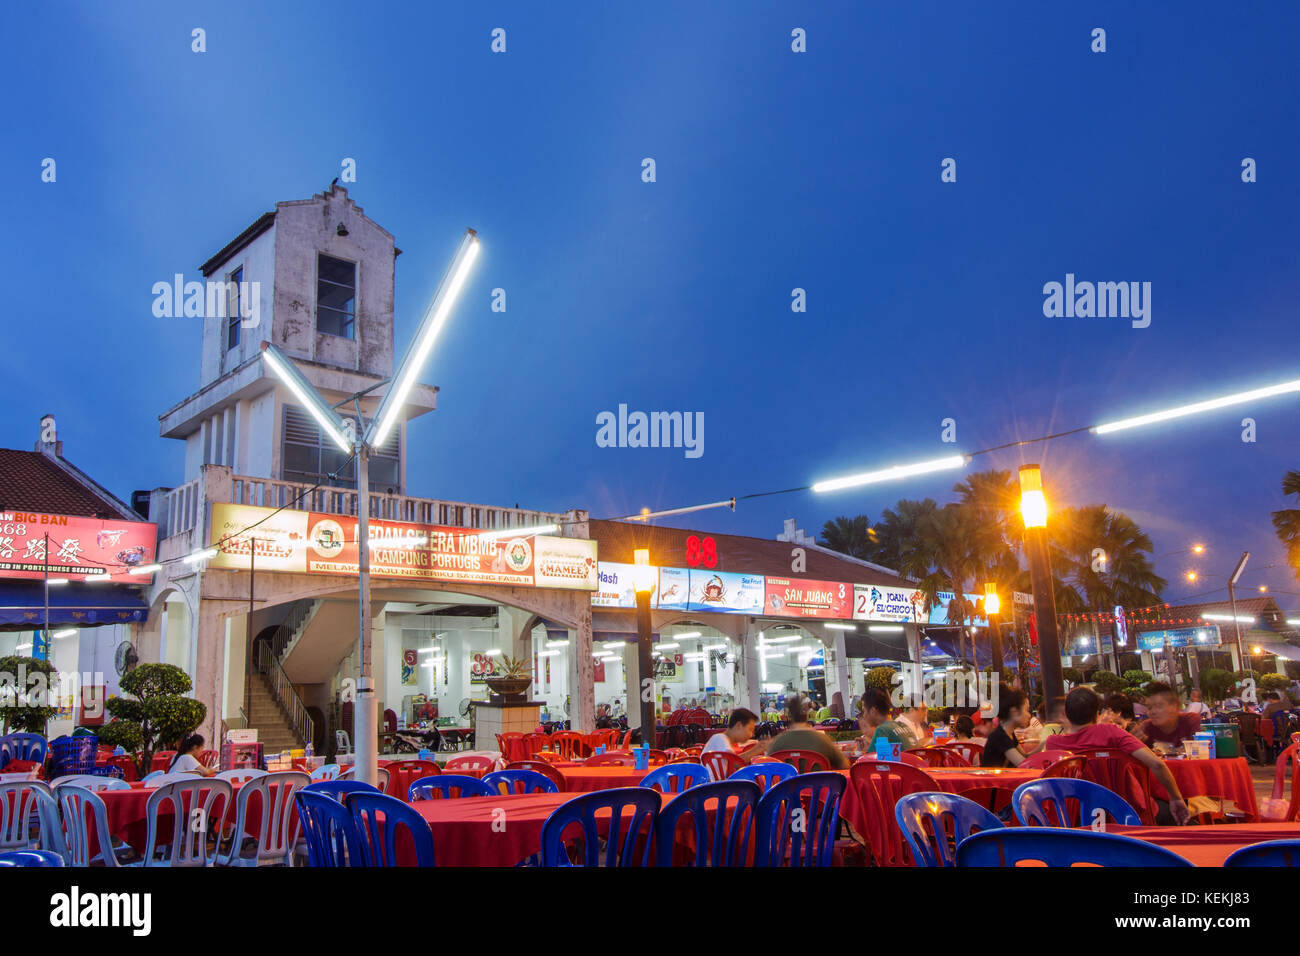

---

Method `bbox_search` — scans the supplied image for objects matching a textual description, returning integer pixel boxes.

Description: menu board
[656,566,691,610]
[853,584,927,623]
[209,504,597,590]
[764,577,852,620]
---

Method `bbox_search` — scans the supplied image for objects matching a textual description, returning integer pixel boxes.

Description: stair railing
[255,639,314,749]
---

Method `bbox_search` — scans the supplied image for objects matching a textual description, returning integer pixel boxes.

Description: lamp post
[984,583,1002,682]
[261,228,480,786]
[1228,552,1250,677]
[1019,464,1064,707]
[633,549,656,748]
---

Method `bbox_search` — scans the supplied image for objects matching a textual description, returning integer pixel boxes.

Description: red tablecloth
[1161,758,1258,820]
[1112,822,1300,866]
[94,781,264,854]
[839,765,1040,841]
[410,790,673,866]
[557,767,651,793]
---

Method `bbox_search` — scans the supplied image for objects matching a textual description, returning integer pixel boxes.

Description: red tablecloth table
[409,790,674,866]
[838,765,1040,843]
[94,781,268,854]
[557,766,651,793]
[1159,758,1259,820]
[1111,822,1300,866]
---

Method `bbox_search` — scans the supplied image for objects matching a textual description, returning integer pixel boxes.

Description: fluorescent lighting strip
[261,346,352,452]
[813,454,966,494]
[477,524,558,540]
[1094,377,1300,435]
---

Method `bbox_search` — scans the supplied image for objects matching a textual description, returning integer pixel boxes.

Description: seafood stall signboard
[0,510,157,580]
[853,584,927,623]
[685,570,765,614]
[208,504,597,590]
[591,561,659,609]
[764,576,853,620]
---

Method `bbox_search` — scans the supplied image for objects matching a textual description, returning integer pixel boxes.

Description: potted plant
[485,655,533,702]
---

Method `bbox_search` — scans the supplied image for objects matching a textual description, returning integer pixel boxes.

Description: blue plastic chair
[540,788,660,867]
[731,762,798,792]
[1012,778,1141,828]
[653,779,760,866]
[344,791,436,866]
[55,785,121,867]
[0,849,64,866]
[482,769,559,795]
[303,779,381,801]
[894,792,1003,867]
[0,733,48,768]
[753,772,845,867]
[957,828,1193,867]
[641,763,710,794]
[295,790,365,867]
[1224,839,1300,867]
[141,771,165,783]
[0,781,61,854]
[408,774,494,801]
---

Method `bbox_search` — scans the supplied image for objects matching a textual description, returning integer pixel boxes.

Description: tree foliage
[104,663,206,773]
[0,655,60,734]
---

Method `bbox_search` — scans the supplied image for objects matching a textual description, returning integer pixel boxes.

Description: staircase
[245,672,305,753]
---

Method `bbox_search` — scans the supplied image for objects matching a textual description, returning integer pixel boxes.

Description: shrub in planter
[104,663,206,775]
[0,655,59,734]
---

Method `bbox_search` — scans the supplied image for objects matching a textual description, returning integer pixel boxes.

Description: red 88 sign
[684,535,718,569]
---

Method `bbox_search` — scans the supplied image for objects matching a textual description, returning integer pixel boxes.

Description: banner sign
[208,504,597,590]
[0,510,156,580]
[764,577,852,620]
[686,570,765,613]
[927,591,988,627]
[656,566,691,610]
[1137,625,1221,652]
[591,561,658,608]
[853,584,926,623]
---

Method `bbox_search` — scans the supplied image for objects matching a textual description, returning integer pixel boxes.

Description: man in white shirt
[896,704,931,748]
[1186,688,1212,718]
[702,708,765,762]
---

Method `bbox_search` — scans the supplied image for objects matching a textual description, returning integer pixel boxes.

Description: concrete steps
[245,674,304,752]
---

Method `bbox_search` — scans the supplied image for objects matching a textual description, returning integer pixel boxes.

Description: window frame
[316,253,357,340]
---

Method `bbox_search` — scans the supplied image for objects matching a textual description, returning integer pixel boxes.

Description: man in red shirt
[1046,687,1190,825]
[1140,682,1202,752]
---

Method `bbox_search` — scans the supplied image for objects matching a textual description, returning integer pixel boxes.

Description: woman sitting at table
[168,734,217,777]
[982,685,1035,767]
[952,714,983,746]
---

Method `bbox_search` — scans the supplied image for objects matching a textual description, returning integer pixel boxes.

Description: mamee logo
[50,887,151,937]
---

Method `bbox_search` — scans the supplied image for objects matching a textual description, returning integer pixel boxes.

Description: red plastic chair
[495,733,529,762]
[770,749,831,773]
[505,760,567,792]
[897,751,926,768]
[151,751,176,772]
[647,749,670,767]
[701,749,747,781]
[198,749,219,768]
[446,754,497,773]
[1019,750,1072,770]
[522,733,551,757]
[940,742,982,766]
[849,760,939,866]
[382,759,440,799]
[909,747,970,768]
[551,731,592,760]
[1079,750,1156,826]
[1264,743,1300,822]
[585,751,635,767]
[1040,754,1088,779]
[620,729,635,748]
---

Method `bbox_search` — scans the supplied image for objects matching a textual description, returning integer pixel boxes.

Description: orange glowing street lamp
[983,583,1004,680]
[1019,465,1063,704]
[633,549,656,746]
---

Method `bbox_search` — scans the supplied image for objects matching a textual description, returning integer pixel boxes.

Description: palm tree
[818,515,874,560]
[1272,470,1300,582]
[869,498,940,573]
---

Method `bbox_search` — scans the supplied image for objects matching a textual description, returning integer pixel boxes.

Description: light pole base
[352,688,379,787]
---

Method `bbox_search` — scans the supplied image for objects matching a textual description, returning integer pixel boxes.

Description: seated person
[167,734,217,777]
[1139,682,1202,753]
[857,688,918,753]
[1047,687,1190,825]
[1186,688,1213,719]
[702,707,766,763]
[1262,691,1288,718]
[982,684,1034,767]
[1101,693,1142,737]
[767,694,849,770]
[1041,696,1067,736]
[896,703,932,747]
[952,714,983,745]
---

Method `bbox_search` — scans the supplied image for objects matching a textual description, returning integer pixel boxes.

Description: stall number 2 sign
[684,535,718,569]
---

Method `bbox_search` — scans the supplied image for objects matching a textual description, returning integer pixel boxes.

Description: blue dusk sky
[4,1,1300,606]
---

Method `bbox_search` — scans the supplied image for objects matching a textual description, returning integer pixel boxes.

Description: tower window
[226,267,243,351]
[317,254,356,339]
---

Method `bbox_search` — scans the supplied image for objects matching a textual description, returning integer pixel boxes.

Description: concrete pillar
[567,603,595,733]
[828,628,851,717]
[735,619,762,714]
[194,601,227,746]
[222,613,249,728]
